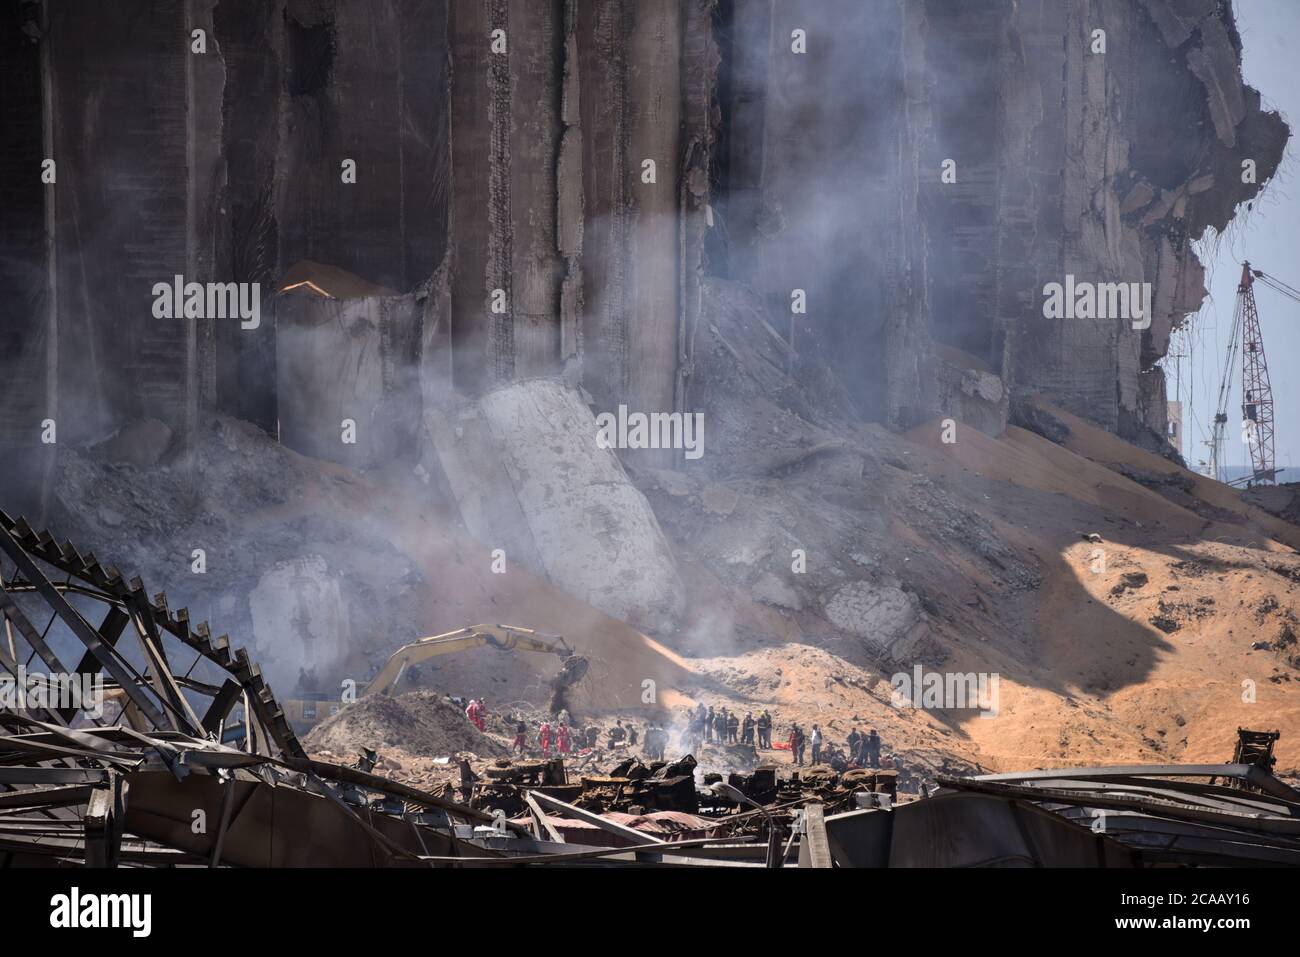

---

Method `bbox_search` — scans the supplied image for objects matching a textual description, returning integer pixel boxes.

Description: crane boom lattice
[1238,262,1276,484]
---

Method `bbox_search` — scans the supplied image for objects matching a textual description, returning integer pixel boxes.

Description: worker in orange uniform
[556,722,572,755]
[539,721,552,756]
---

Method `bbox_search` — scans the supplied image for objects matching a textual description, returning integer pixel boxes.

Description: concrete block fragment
[821,580,920,653]
[430,378,684,632]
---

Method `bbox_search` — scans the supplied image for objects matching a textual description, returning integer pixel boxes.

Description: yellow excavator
[282,624,589,732]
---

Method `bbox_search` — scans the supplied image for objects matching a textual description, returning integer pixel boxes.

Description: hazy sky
[1175,0,1298,476]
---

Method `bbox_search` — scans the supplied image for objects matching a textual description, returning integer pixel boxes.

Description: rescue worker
[687,714,704,753]
[846,728,861,764]
[705,707,716,743]
[556,722,572,755]
[647,725,665,760]
[741,712,755,745]
[856,733,871,766]
[465,698,486,732]
[539,720,553,757]
[810,723,823,765]
[727,711,739,744]
[866,728,881,769]
[788,725,802,766]
[608,720,627,748]
[758,711,772,749]
[513,717,527,755]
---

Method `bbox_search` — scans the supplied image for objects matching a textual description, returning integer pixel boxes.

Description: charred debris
[3,513,1300,868]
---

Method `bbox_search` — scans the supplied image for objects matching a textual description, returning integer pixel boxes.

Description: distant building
[1167,400,1184,455]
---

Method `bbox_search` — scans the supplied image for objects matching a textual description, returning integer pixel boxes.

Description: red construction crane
[1209,262,1300,486]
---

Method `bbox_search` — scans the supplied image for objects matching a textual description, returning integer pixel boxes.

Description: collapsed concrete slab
[933,346,1008,438]
[90,418,175,467]
[428,378,684,633]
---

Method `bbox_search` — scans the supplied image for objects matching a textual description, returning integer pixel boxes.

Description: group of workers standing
[686,705,773,750]
[787,724,886,768]
[846,727,884,768]
[514,715,601,757]
[468,696,891,771]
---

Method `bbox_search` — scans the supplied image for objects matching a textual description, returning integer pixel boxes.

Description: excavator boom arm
[366,624,574,696]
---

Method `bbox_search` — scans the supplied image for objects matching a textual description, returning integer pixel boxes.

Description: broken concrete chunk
[700,483,740,516]
[1143,0,1218,49]
[97,507,124,528]
[821,580,920,651]
[93,418,174,467]
[429,378,684,632]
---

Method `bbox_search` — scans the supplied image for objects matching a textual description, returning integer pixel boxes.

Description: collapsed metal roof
[0,509,502,866]
[949,764,1300,866]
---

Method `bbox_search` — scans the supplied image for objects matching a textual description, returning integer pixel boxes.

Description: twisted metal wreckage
[0,507,770,867]
[4,507,1300,868]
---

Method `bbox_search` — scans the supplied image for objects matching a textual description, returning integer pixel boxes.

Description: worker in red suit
[465,698,486,732]
[556,722,572,755]
[539,721,552,756]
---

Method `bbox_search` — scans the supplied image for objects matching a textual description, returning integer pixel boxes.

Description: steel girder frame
[0,508,303,755]
[0,510,498,866]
